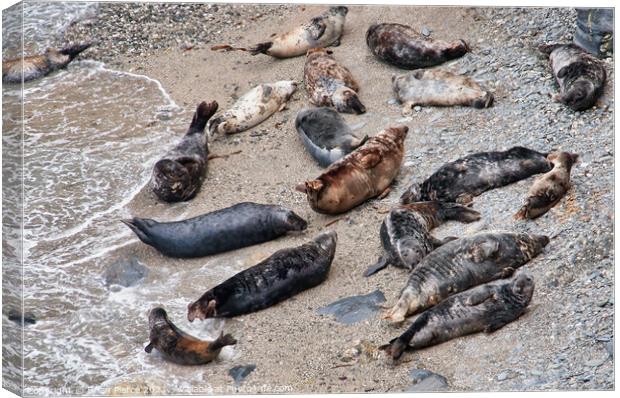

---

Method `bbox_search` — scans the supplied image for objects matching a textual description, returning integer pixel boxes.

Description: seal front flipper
[464,286,495,306]
[468,240,500,262]
[363,256,389,277]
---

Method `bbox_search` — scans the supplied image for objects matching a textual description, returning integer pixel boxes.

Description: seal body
[295,107,368,167]
[150,101,218,202]
[145,307,236,365]
[298,125,408,214]
[366,23,468,69]
[2,42,91,84]
[208,81,297,135]
[383,232,548,323]
[539,43,606,111]
[381,273,534,360]
[364,202,481,277]
[400,146,552,205]
[514,151,579,220]
[392,69,493,115]
[187,231,337,320]
[304,48,366,114]
[122,202,308,258]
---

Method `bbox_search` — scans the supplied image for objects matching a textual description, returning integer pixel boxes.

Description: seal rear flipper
[249,41,273,55]
[437,202,481,223]
[209,332,237,351]
[429,235,458,249]
[363,256,389,277]
[121,218,154,245]
[211,44,251,53]
[188,101,218,133]
[144,341,156,353]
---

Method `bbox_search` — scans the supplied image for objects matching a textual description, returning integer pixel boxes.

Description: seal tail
[363,256,389,277]
[121,218,153,245]
[248,41,273,55]
[210,44,251,53]
[209,332,237,351]
[437,202,481,223]
[188,101,218,133]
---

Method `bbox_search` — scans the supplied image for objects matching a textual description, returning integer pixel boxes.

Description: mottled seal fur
[2,42,91,84]
[515,151,579,220]
[208,81,297,135]
[211,6,348,58]
[366,23,468,69]
[145,307,236,365]
[364,202,481,277]
[383,232,548,323]
[392,69,493,115]
[187,231,337,320]
[297,125,408,214]
[381,273,534,360]
[295,107,368,167]
[304,48,366,114]
[150,101,218,202]
[400,147,552,205]
[122,202,307,258]
[539,43,606,111]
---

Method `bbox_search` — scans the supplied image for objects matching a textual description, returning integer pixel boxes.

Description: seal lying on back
[383,232,548,323]
[187,231,337,320]
[304,48,366,114]
[2,42,91,84]
[296,125,408,214]
[539,43,606,111]
[208,81,297,135]
[211,6,348,58]
[514,151,579,220]
[145,307,236,365]
[400,147,552,205]
[392,69,493,115]
[295,107,368,167]
[364,202,481,277]
[122,202,307,258]
[150,101,218,202]
[381,273,534,360]
[366,23,468,69]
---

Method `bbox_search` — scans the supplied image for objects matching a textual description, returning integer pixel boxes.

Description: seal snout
[286,211,308,231]
[314,230,338,252]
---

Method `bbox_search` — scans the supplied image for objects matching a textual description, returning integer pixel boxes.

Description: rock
[103,256,149,288]
[317,290,386,325]
[406,369,449,392]
[421,27,432,37]
[228,364,256,386]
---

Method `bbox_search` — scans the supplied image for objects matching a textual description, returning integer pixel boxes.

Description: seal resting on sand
[303,48,366,114]
[122,202,307,258]
[145,307,236,365]
[366,23,468,69]
[187,231,337,320]
[2,42,91,84]
[514,151,579,220]
[383,232,548,323]
[211,6,348,58]
[296,125,408,214]
[380,273,534,360]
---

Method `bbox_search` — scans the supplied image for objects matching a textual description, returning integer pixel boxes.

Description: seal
[150,101,218,203]
[211,6,348,58]
[539,43,606,111]
[364,202,481,277]
[187,230,337,320]
[122,202,308,258]
[2,42,91,84]
[296,125,408,214]
[366,23,468,69]
[380,273,534,360]
[303,48,366,114]
[392,69,493,115]
[145,307,236,365]
[295,107,368,167]
[208,81,297,135]
[514,151,579,220]
[400,146,552,205]
[383,232,548,323]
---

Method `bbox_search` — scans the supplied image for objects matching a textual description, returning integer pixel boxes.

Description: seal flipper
[437,202,481,223]
[249,42,273,56]
[464,286,495,306]
[59,42,92,59]
[429,235,458,249]
[145,341,156,353]
[382,312,431,360]
[363,256,389,277]
[188,101,218,134]
[208,332,237,352]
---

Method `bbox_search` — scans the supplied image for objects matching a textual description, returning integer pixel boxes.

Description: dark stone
[228,364,256,386]
[7,308,36,325]
[317,290,386,325]
[103,256,149,288]
[406,369,449,392]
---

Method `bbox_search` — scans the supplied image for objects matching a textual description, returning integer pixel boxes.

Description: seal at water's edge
[304,48,366,114]
[211,6,348,58]
[208,81,297,135]
[364,202,481,277]
[392,69,493,115]
[145,307,236,365]
[366,23,468,70]
[514,151,579,220]
[187,230,337,320]
[2,42,92,84]
[380,273,534,360]
[383,232,548,323]
[122,202,307,258]
[295,107,368,167]
[400,147,552,205]
[149,101,218,203]
[539,43,606,111]
[296,125,408,215]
